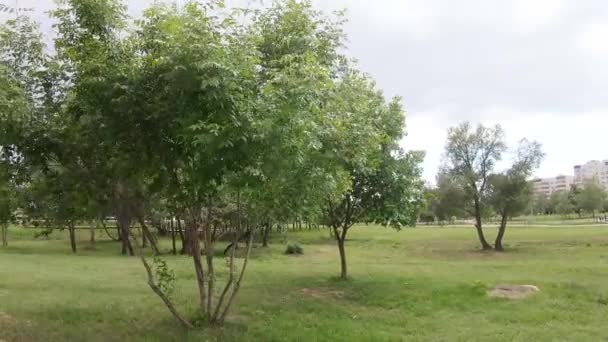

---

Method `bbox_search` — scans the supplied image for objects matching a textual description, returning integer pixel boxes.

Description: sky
[3,0,608,182]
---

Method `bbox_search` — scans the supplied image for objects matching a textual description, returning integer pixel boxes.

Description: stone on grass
[487,284,540,300]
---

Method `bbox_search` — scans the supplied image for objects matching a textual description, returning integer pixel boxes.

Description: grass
[1,225,608,341]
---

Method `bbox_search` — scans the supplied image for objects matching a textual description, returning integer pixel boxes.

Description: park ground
[1,225,608,341]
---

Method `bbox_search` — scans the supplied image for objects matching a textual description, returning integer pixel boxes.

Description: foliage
[442,122,507,249]
[153,256,176,297]
[1,0,423,327]
[285,242,304,255]
[575,179,607,216]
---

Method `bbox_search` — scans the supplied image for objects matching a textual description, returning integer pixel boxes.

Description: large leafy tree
[442,122,507,250]
[320,70,424,279]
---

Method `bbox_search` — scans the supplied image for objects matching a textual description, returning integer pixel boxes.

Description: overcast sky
[3,0,608,182]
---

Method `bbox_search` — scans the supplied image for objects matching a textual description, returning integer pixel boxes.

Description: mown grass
[1,225,608,341]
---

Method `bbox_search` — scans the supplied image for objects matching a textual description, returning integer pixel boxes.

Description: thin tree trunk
[188,219,206,316]
[337,237,347,279]
[138,216,160,255]
[68,221,77,254]
[1,224,7,247]
[119,220,134,256]
[141,226,148,248]
[89,221,96,247]
[261,221,270,247]
[130,231,193,329]
[176,217,185,254]
[170,218,176,255]
[100,219,120,241]
[206,249,214,322]
[204,200,214,322]
[474,198,492,250]
[213,229,238,322]
[219,232,253,323]
[494,212,508,251]
[139,255,193,328]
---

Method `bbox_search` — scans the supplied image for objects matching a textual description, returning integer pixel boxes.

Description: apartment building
[532,175,574,197]
[574,160,608,189]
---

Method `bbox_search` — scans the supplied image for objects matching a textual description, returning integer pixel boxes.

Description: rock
[487,284,540,300]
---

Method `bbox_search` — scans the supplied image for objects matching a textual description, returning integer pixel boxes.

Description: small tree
[433,171,467,223]
[531,192,550,215]
[576,179,607,218]
[487,140,544,251]
[443,122,507,250]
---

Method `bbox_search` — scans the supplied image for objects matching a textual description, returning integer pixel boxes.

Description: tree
[487,139,544,251]
[551,190,574,217]
[433,171,467,223]
[320,70,424,279]
[576,179,607,217]
[442,122,507,250]
[530,192,550,215]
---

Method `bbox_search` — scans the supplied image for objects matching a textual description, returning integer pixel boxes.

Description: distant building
[574,160,608,189]
[532,175,574,197]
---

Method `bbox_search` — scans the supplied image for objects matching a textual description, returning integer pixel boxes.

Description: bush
[285,243,303,255]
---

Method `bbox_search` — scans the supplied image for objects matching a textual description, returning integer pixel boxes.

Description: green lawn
[1,226,608,341]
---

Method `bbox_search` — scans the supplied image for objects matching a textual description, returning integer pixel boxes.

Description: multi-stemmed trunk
[494,211,508,251]
[473,197,492,250]
[140,193,254,327]
[333,225,349,280]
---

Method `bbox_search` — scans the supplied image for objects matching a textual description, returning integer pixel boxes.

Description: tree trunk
[141,226,148,248]
[494,212,508,251]
[139,255,193,328]
[187,220,206,316]
[474,198,492,250]
[333,225,348,280]
[89,221,96,248]
[170,218,176,255]
[205,246,214,321]
[218,232,253,323]
[68,222,77,254]
[176,217,185,254]
[337,236,347,280]
[138,216,160,255]
[1,224,7,247]
[118,219,134,256]
[261,221,270,247]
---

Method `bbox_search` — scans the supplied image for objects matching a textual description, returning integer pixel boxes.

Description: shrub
[285,243,303,255]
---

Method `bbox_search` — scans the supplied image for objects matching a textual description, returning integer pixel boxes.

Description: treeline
[0,0,424,326]
[530,180,608,218]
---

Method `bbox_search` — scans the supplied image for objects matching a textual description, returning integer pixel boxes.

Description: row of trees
[531,180,608,217]
[0,0,424,327]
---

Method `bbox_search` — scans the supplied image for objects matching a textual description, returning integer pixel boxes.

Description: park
[1,0,608,341]
[1,223,607,341]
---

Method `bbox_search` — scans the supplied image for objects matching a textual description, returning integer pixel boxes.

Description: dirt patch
[488,284,540,300]
[300,287,345,300]
[0,311,17,329]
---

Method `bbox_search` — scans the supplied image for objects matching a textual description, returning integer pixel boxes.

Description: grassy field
[1,225,608,341]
